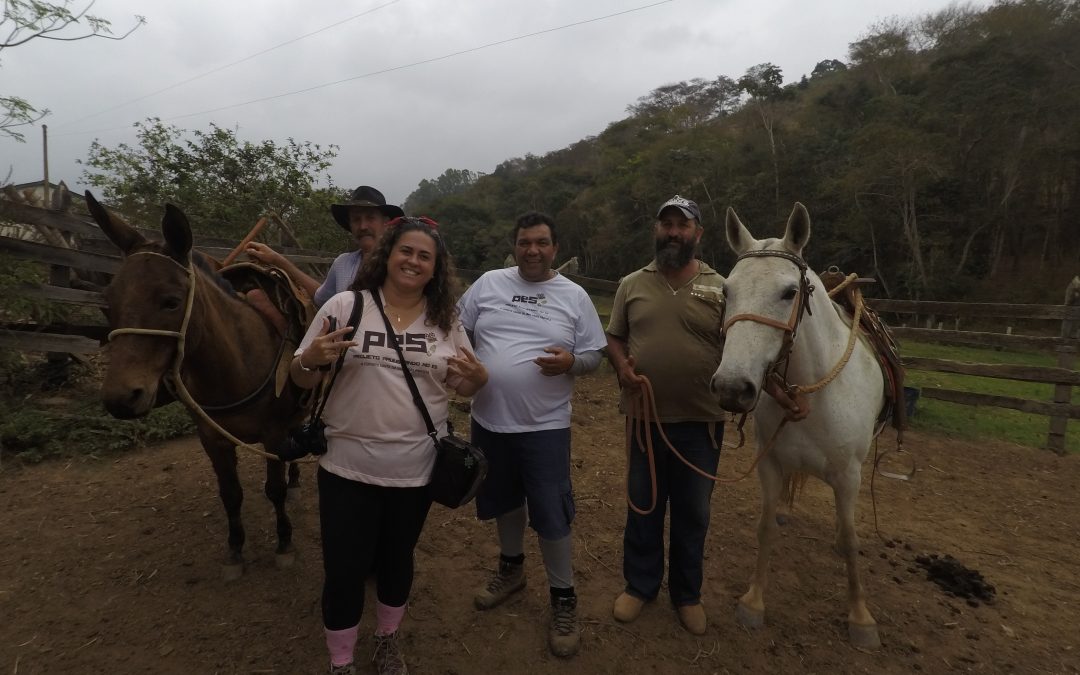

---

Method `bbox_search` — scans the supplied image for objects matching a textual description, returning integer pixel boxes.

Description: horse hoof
[275,551,296,569]
[735,602,765,629]
[221,561,244,582]
[848,622,881,650]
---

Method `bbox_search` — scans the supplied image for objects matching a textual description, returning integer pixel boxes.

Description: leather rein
[718,249,913,492]
[623,250,816,515]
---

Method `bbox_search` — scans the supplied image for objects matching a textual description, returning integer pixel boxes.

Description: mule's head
[86,191,194,419]
[711,203,811,412]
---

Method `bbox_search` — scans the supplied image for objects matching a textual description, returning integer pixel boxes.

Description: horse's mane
[191,251,240,300]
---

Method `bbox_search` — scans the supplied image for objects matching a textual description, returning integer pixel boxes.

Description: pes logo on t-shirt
[511,292,547,306]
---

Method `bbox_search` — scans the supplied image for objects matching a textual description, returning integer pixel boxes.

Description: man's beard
[655,236,696,270]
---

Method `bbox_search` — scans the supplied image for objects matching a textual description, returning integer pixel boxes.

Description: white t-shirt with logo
[296,289,470,487]
[457,268,607,433]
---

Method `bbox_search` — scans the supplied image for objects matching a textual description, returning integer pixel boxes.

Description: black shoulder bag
[277,290,363,461]
[371,291,488,508]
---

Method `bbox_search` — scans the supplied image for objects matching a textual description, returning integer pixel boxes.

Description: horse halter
[106,250,283,413]
[721,249,815,403]
[107,251,197,344]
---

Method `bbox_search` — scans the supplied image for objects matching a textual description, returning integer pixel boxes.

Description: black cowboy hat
[330,186,405,230]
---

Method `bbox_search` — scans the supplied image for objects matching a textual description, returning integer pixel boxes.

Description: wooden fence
[0,200,336,356]
[872,294,1080,454]
[3,200,1078,452]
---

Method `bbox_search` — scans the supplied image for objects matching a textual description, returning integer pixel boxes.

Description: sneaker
[612,592,645,623]
[677,602,707,635]
[372,632,408,675]
[549,594,580,657]
[474,559,526,610]
[328,664,355,675]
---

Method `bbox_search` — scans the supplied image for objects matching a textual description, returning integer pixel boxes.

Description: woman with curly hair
[291,216,488,675]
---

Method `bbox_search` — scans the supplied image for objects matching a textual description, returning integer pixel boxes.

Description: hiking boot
[372,632,408,675]
[677,602,707,635]
[328,663,355,675]
[612,592,645,623]
[549,594,580,657]
[474,559,526,610]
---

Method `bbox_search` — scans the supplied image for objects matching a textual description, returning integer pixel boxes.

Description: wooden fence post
[45,261,72,386]
[1047,277,1080,454]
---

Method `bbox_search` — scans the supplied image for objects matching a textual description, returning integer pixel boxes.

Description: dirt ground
[2,372,1079,675]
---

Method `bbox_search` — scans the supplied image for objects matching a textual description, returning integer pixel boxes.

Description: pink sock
[325,624,358,667]
[375,601,406,636]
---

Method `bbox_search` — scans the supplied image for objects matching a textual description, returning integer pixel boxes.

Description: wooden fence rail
[869,287,1080,454]
[0,200,338,365]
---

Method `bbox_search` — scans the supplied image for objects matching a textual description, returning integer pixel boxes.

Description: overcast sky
[2,0,989,207]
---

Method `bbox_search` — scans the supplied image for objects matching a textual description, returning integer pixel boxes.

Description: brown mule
[86,192,308,579]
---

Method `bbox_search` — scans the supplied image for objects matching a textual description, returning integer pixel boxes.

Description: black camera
[276,419,328,461]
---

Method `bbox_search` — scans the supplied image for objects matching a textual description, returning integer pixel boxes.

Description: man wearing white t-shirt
[457,212,607,658]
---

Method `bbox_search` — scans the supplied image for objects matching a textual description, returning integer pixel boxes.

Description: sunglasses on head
[386,215,439,230]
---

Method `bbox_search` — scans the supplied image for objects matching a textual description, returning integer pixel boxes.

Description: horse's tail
[780,471,809,509]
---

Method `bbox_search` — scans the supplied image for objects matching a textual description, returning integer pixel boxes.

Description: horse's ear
[85,191,145,254]
[782,202,811,255]
[161,203,193,261]
[725,206,755,256]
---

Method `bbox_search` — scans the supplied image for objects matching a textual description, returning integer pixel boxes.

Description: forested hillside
[407,0,1080,303]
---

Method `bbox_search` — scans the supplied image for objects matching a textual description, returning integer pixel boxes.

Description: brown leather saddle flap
[819,269,907,432]
[219,261,318,401]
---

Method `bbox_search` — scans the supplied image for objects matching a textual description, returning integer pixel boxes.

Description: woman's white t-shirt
[295,289,470,487]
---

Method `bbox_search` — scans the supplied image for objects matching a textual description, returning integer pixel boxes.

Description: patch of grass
[902,340,1079,453]
[0,398,195,463]
[0,358,195,464]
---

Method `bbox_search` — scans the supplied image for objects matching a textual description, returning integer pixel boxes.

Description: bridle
[623,249,818,512]
[721,249,815,411]
[717,250,910,491]
[107,251,196,344]
[108,251,285,412]
[106,250,289,460]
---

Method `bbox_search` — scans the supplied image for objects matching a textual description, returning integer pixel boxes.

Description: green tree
[1,1,145,141]
[404,0,1080,301]
[80,118,342,247]
[811,59,848,78]
[403,168,481,213]
[627,76,742,128]
[738,63,787,217]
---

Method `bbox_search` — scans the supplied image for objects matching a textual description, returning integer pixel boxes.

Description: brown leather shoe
[677,603,707,635]
[612,592,645,623]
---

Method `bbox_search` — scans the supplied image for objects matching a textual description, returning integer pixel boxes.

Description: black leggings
[318,467,433,630]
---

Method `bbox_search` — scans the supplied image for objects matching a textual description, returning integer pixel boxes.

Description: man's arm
[247,242,321,299]
[606,333,644,394]
[568,349,604,375]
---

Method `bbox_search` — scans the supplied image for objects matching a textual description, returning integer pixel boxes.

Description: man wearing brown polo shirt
[605,194,725,636]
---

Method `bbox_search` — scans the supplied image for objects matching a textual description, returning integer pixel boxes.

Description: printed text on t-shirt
[360,330,428,353]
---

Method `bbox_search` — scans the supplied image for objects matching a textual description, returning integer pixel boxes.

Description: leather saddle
[818,268,907,434]
[219,261,318,399]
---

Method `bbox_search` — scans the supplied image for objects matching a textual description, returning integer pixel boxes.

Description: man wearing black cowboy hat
[247,185,404,307]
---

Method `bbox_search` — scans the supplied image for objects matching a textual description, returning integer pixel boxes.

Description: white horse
[711,202,885,649]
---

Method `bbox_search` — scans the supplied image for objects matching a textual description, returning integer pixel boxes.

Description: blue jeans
[623,420,722,607]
